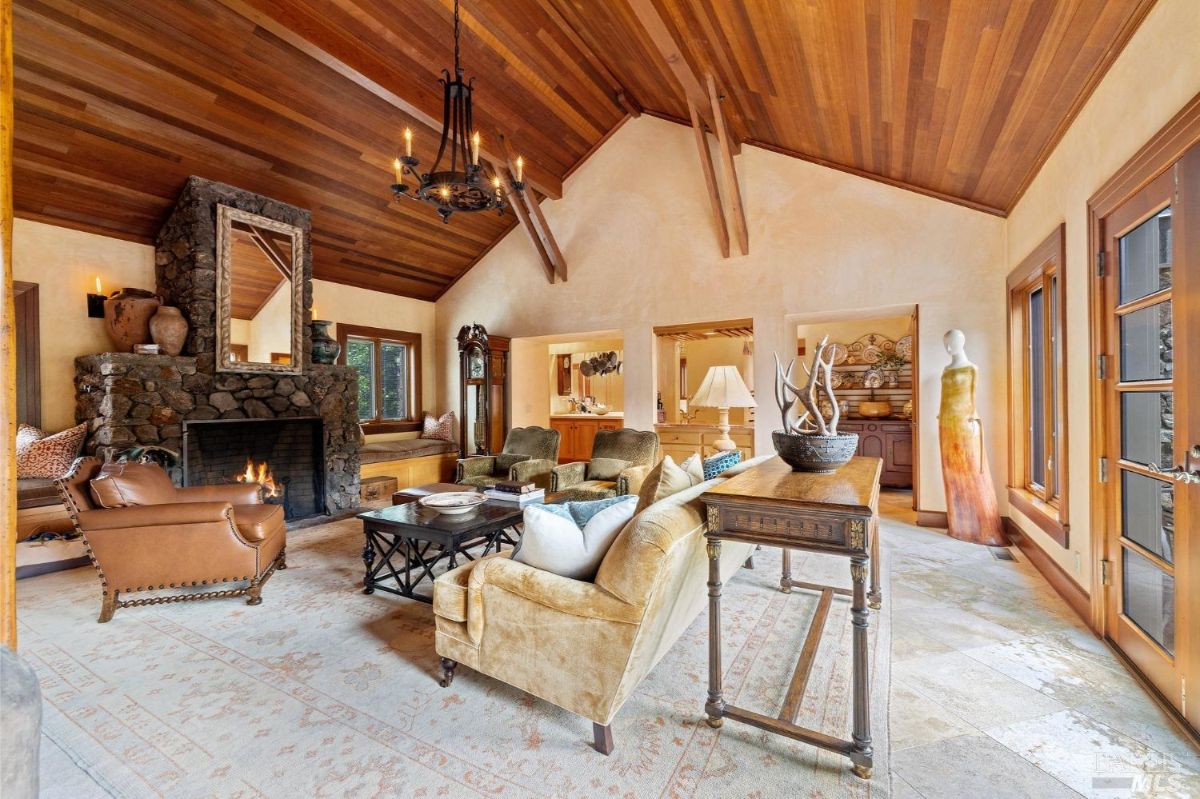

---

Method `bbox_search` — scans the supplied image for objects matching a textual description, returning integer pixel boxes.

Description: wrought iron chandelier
[390,0,524,223]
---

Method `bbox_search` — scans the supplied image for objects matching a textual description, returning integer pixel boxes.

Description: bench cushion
[17,479,60,509]
[359,438,458,464]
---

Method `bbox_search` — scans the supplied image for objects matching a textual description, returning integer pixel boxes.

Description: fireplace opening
[182,417,326,520]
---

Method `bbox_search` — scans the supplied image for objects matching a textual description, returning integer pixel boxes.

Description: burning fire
[237,457,280,498]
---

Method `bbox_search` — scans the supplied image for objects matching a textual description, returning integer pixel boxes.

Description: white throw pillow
[514,496,638,581]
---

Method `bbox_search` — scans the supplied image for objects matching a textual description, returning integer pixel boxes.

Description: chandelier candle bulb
[471,132,480,165]
[516,156,523,184]
[392,158,402,184]
[404,127,412,157]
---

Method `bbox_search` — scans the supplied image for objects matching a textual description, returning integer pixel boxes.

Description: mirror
[216,204,304,374]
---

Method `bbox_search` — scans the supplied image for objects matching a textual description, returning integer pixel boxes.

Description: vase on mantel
[103,288,160,353]
[149,306,188,356]
[311,320,340,364]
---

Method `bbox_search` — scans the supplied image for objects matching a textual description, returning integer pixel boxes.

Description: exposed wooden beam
[494,163,555,284]
[500,135,566,282]
[1,0,16,649]
[707,74,748,256]
[687,98,729,259]
[215,0,563,200]
[625,0,713,130]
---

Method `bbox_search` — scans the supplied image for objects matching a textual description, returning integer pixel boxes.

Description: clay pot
[310,320,340,364]
[103,289,160,353]
[149,305,188,356]
[858,400,892,418]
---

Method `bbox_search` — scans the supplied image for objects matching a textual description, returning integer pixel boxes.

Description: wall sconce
[87,276,106,318]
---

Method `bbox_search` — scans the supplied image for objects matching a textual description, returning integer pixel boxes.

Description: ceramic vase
[148,306,188,356]
[310,320,340,364]
[103,288,160,352]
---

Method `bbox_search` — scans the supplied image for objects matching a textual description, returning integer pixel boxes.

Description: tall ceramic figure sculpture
[938,329,1006,546]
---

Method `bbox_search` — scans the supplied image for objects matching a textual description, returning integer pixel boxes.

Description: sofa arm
[509,458,556,487]
[618,464,652,496]
[77,502,234,531]
[175,483,263,505]
[470,556,642,625]
[550,461,587,491]
[457,456,497,481]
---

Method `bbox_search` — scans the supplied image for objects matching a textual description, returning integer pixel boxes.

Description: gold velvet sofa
[432,473,755,754]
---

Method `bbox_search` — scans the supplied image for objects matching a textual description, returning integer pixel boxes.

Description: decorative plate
[896,335,912,361]
[419,492,486,516]
[861,344,883,364]
[862,368,884,389]
[827,342,848,365]
[828,371,845,389]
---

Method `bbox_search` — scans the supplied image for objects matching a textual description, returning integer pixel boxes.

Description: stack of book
[483,480,545,505]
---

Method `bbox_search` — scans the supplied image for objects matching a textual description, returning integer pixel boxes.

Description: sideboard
[838,419,913,488]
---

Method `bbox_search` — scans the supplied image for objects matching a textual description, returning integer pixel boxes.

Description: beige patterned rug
[17,512,892,798]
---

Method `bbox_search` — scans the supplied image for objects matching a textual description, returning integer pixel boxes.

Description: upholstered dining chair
[455,426,561,490]
[55,457,287,623]
[550,428,659,501]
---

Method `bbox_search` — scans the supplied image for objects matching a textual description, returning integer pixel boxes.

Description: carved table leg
[849,553,873,779]
[362,530,376,594]
[780,548,792,593]
[98,591,117,624]
[868,517,882,610]
[705,538,725,728]
[592,722,614,755]
[439,658,457,688]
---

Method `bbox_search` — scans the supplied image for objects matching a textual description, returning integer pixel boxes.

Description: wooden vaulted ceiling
[12,0,1156,300]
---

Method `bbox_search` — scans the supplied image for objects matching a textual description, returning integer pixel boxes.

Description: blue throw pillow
[535,495,636,528]
[702,450,742,480]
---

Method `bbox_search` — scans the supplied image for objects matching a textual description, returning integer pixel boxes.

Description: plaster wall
[1004,0,1200,590]
[436,114,1008,514]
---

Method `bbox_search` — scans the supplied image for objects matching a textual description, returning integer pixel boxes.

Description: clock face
[468,349,485,378]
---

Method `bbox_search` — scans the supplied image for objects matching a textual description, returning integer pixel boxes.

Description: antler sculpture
[774,336,841,437]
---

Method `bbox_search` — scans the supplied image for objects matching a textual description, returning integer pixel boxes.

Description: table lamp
[690,365,756,451]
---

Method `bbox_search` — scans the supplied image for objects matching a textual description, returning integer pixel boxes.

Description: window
[336,324,422,433]
[1007,224,1068,545]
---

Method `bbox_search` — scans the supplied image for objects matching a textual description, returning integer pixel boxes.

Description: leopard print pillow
[16,423,87,479]
[421,411,457,443]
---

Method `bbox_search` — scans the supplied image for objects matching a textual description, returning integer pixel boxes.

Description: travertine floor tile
[893,734,1082,798]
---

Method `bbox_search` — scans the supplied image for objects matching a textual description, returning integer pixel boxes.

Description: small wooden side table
[701,455,882,779]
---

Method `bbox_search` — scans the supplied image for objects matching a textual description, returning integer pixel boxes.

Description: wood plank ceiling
[12,0,1157,299]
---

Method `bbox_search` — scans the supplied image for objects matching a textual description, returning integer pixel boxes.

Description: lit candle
[403,127,412,157]
[515,156,524,183]
[471,132,480,165]
[94,276,102,294]
[492,175,501,191]
[392,158,402,184]
[440,185,450,199]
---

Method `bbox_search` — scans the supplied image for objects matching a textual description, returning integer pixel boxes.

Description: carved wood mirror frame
[215,204,305,375]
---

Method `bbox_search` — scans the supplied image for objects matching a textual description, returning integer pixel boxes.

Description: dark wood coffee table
[357,491,563,602]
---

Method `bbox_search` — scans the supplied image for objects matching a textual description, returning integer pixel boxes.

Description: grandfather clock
[456,324,510,456]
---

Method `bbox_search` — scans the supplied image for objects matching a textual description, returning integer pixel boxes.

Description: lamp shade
[690,365,757,408]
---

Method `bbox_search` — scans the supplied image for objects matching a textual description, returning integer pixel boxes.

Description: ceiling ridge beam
[214,0,562,200]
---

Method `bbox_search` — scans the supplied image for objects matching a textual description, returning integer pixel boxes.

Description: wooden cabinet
[550,417,623,462]
[655,425,754,464]
[839,420,913,488]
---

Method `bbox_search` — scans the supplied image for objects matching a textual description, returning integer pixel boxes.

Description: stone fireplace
[183,417,325,520]
[74,177,361,514]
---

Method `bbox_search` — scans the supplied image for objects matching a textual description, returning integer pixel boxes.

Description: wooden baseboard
[1003,518,1093,629]
[915,509,948,528]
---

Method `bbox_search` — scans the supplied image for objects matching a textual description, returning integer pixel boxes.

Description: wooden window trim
[1006,222,1069,547]
[336,322,422,434]
[14,281,40,428]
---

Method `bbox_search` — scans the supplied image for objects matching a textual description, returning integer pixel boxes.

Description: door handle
[1148,445,1200,485]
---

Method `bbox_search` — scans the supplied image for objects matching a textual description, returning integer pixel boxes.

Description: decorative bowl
[592,406,610,415]
[419,492,486,516]
[772,431,859,473]
[858,400,892,418]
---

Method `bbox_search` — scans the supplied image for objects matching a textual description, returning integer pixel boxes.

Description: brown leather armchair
[56,457,287,623]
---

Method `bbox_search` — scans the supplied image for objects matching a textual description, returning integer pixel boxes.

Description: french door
[1099,143,1198,728]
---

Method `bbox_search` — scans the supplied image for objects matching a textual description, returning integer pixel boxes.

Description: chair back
[590,429,659,469]
[501,426,560,461]
[55,456,104,522]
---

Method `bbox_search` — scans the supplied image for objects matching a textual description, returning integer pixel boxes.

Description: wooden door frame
[1,0,15,650]
[1087,92,1200,740]
[14,281,39,428]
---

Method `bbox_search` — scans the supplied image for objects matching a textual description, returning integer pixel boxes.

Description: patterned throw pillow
[16,423,87,480]
[702,450,743,480]
[421,411,457,442]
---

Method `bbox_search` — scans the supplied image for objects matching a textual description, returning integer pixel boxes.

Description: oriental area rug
[17,512,892,798]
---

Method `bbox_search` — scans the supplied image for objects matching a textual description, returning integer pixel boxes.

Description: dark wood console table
[701,455,882,779]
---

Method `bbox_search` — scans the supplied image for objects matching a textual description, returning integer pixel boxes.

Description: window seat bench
[359,438,458,488]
